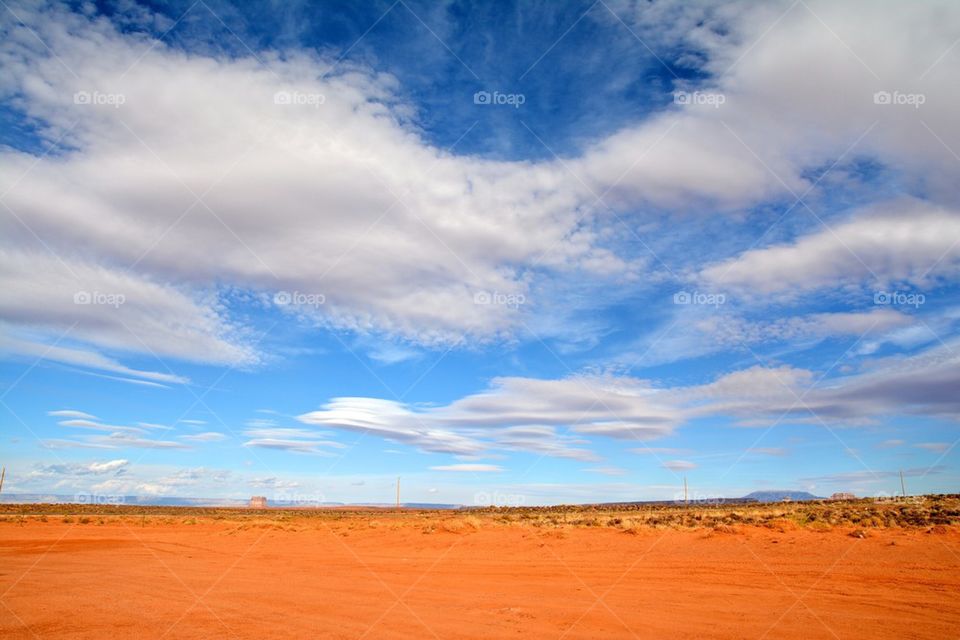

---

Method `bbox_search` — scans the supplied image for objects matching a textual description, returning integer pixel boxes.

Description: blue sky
[1,0,958,505]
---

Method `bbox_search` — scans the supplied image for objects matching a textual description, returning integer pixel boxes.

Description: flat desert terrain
[1,501,959,639]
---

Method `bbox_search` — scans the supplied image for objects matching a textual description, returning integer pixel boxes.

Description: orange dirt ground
[1,517,959,639]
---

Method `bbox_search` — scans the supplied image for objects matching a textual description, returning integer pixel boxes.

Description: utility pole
[900,469,906,498]
[396,476,400,510]
[0,466,5,495]
[683,476,688,505]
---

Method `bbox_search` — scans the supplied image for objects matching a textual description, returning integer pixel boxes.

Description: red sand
[2,519,959,639]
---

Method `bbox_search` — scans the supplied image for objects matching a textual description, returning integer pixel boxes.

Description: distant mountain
[0,494,249,507]
[0,494,463,509]
[348,502,462,510]
[5,491,826,507]
[741,491,821,503]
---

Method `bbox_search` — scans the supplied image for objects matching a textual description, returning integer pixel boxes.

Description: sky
[0,0,958,506]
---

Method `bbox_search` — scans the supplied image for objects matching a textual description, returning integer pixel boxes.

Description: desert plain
[1,497,959,639]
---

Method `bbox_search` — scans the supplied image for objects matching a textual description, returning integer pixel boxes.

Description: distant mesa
[829,492,857,501]
[249,496,268,509]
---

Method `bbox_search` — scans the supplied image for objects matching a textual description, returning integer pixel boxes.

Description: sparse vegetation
[1,495,957,532]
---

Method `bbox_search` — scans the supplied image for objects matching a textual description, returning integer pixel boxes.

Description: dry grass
[480,494,960,531]
[438,515,483,533]
[1,494,957,533]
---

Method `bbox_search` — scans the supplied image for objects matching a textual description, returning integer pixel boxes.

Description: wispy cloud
[584,466,628,476]
[248,477,301,490]
[430,464,503,472]
[914,443,950,454]
[180,432,228,443]
[299,375,679,460]
[662,460,697,471]
[802,466,946,485]
[878,439,905,449]
[242,427,345,455]
[28,459,129,478]
[747,447,788,457]
[630,447,692,456]
[47,410,98,420]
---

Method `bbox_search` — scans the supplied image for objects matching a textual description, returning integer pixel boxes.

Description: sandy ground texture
[1,516,959,639]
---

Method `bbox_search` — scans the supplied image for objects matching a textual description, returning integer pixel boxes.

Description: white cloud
[96,466,232,496]
[914,442,950,453]
[179,432,227,443]
[241,424,344,453]
[85,459,129,473]
[56,418,144,434]
[0,0,958,485]
[629,447,692,455]
[89,433,191,449]
[430,464,503,472]
[244,418,278,428]
[1,0,955,371]
[42,439,116,450]
[47,409,98,420]
[438,376,679,439]
[241,427,345,455]
[635,307,917,366]
[802,465,946,486]
[248,477,301,489]
[700,200,960,295]
[46,422,191,449]
[662,460,697,471]
[299,335,960,460]
[28,459,129,478]
[619,0,960,204]
[747,447,787,457]
[163,468,231,484]
[1,330,187,385]
[298,374,681,460]
[241,439,341,455]
[492,426,599,462]
[584,466,628,476]
[298,397,488,456]
[364,342,423,365]
[675,338,960,425]
[137,422,172,431]
[0,4,619,359]
[0,249,256,379]
[735,309,913,343]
